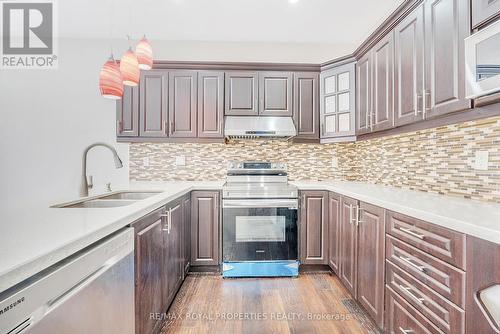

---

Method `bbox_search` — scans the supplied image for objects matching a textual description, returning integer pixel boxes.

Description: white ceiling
[59,0,404,48]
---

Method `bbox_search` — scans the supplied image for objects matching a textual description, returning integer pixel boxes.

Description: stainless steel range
[222,161,299,277]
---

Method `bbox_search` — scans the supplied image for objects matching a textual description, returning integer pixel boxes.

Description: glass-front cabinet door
[320,62,356,141]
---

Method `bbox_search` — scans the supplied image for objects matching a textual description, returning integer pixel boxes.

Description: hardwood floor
[160,273,379,334]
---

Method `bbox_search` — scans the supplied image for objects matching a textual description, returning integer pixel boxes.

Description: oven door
[222,199,298,262]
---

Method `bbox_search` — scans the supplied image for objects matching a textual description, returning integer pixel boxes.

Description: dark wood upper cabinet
[225,71,259,115]
[328,192,340,274]
[394,4,425,127]
[116,85,139,137]
[356,54,372,134]
[339,196,358,297]
[472,0,500,28]
[356,202,385,328]
[191,191,220,266]
[139,70,169,137]
[423,0,470,119]
[197,71,224,138]
[372,31,394,132]
[466,236,500,334]
[259,72,293,116]
[300,191,329,265]
[168,70,197,138]
[321,62,356,140]
[293,72,319,139]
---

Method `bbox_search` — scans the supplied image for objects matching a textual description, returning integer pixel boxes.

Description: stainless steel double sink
[52,191,161,208]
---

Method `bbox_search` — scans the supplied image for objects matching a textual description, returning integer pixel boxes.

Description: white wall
[0,38,130,210]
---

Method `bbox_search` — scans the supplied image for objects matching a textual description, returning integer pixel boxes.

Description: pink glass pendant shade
[136,36,153,70]
[99,55,123,99]
[120,47,140,86]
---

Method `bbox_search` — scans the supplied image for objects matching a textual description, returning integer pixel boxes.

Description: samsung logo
[0,297,25,316]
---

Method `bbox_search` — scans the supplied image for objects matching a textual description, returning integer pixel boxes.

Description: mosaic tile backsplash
[130,116,500,202]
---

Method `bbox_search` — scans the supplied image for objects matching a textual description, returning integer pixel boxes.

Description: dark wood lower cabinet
[132,193,195,334]
[300,191,328,265]
[191,191,220,266]
[182,195,191,276]
[357,202,385,328]
[385,286,444,334]
[466,236,500,334]
[133,208,166,334]
[328,192,340,274]
[163,201,184,309]
[339,196,358,297]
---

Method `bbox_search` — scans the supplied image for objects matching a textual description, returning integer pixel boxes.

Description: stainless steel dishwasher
[0,228,135,334]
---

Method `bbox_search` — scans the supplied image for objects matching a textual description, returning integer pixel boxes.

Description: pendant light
[136,35,153,70]
[99,55,123,99]
[120,40,140,86]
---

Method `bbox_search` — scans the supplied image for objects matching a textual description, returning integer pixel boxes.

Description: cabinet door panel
[169,71,197,137]
[394,6,425,127]
[356,54,372,134]
[321,62,356,139]
[198,71,224,138]
[182,196,191,276]
[140,70,168,137]
[339,196,358,297]
[466,236,500,334]
[116,85,139,137]
[328,192,340,274]
[373,32,394,132]
[424,0,470,118]
[300,191,328,265]
[225,72,259,115]
[357,202,385,328]
[163,202,183,308]
[136,219,163,334]
[293,72,319,139]
[259,72,293,116]
[191,191,220,266]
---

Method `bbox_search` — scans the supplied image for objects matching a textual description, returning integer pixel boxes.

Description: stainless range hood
[224,116,297,140]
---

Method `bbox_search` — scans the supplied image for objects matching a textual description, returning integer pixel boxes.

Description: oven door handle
[222,199,298,209]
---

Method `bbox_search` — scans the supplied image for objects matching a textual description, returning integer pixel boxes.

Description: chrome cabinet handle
[356,206,363,226]
[400,285,425,303]
[399,327,414,334]
[399,256,426,272]
[349,204,354,225]
[416,93,423,115]
[164,121,168,135]
[425,90,431,114]
[170,121,174,135]
[399,227,425,240]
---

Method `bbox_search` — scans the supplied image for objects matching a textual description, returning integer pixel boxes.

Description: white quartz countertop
[291,181,500,245]
[1,179,499,295]
[0,181,224,294]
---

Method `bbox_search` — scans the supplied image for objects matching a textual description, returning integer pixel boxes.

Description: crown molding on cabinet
[152,61,321,72]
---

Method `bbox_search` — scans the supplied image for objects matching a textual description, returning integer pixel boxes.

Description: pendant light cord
[109,0,115,57]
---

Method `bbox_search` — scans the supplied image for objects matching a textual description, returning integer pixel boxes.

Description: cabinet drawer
[385,286,444,334]
[386,211,466,270]
[386,260,465,334]
[386,235,466,308]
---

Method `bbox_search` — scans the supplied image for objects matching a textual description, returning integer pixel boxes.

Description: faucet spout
[81,142,123,197]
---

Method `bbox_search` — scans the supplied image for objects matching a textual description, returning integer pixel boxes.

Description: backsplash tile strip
[130,115,500,203]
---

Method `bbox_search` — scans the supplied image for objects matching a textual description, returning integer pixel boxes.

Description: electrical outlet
[474,151,489,170]
[175,155,186,166]
[331,157,339,168]
[143,157,150,167]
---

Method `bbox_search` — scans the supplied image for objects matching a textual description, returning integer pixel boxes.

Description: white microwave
[465,19,500,99]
